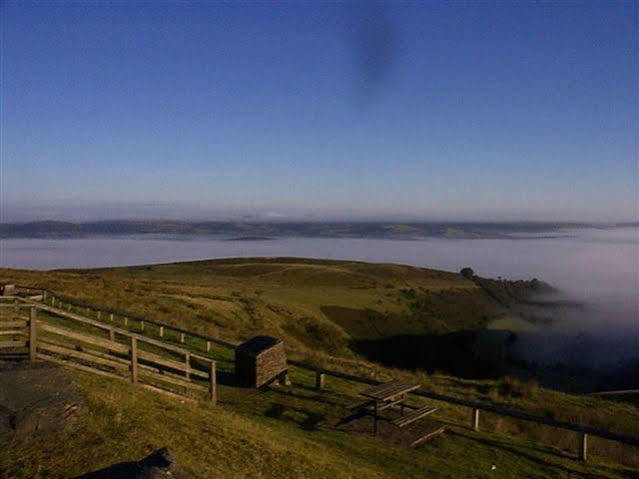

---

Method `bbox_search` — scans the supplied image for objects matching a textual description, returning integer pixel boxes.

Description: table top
[360,380,421,402]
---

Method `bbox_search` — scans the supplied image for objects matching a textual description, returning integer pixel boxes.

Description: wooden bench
[410,424,447,448]
[392,406,437,428]
[357,379,425,435]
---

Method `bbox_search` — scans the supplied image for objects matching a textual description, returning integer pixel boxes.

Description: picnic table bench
[352,379,437,435]
[391,406,437,428]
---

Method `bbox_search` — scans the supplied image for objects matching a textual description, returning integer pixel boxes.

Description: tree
[460,267,474,280]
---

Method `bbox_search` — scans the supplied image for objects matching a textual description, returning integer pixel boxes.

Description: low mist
[1,226,637,390]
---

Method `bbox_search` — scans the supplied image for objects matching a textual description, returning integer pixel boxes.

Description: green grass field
[1,258,638,478]
[1,258,535,362]
[1,366,638,479]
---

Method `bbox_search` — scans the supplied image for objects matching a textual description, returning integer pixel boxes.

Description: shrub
[285,317,348,354]
[400,288,416,298]
[301,317,347,354]
[499,376,539,399]
[460,267,474,279]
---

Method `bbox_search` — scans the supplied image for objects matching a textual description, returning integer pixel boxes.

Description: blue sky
[1,1,637,222]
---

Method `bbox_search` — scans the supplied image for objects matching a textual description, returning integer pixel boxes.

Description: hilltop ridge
[2,220,636,239]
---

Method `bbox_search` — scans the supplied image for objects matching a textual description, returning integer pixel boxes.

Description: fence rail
[6,290,639,462]
[590,389,639,397]
[0,296,216,404]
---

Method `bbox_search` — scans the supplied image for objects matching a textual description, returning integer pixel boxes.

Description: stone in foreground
[0,361,84,442]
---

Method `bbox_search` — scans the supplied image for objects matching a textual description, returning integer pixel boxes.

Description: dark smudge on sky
[346,2,397,105]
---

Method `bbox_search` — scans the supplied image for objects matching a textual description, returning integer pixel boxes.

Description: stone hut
[0,284,15,296]
[235,336,288,388]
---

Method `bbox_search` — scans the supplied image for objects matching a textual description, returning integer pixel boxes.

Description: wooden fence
[0,299,30,358]
[0,297,216,404]
[9,289,639,462]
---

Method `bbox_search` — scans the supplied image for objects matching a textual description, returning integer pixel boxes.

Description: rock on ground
[0,360,84,442]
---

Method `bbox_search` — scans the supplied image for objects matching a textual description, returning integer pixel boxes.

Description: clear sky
[1,1,637,222]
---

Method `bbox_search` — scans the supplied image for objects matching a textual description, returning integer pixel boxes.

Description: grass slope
[1,258,638,476]
[0,258,535,361]
[1,366,638,479]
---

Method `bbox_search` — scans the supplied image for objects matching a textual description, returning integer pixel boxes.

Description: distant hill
[1,219,635,239]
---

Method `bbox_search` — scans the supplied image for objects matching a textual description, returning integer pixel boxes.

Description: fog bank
[1,227,637,387]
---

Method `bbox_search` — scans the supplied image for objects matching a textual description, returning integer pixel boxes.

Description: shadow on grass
[334,409,368,428]
[447,429,625,479]
[73,447,182,479]
[264,402,325,431]
[74,461,140,479]
[352,330,512,379]
[294,382,332,394]
[214,370,238,387]
[267,384,344,407]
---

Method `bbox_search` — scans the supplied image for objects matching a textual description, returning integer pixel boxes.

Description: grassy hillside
[1,364,638,479]
[1,258,638,477]
[0,258,540,369]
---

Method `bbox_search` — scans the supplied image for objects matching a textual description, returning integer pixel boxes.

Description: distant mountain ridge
[0,220,636,240]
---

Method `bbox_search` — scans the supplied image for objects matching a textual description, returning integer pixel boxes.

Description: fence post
[124,317,128,326]
[315,370,325,390]
[130,337,138,384]
[206,340,211,352]
[140,321,145,332]
[472,408,480,431]
[43,291,47,303]
[51,297,56,307]
[109,313,113,322]
[109,328,115,342]
[159,326,164,338]
[29,307,37,360]
[180,332,185,344]
[97,311,101,319]
[209,361,217,404]
[67,304,71,311]
[579,432,588,462]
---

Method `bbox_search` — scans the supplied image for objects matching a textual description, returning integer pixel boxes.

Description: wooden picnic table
[358,380,423,435]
